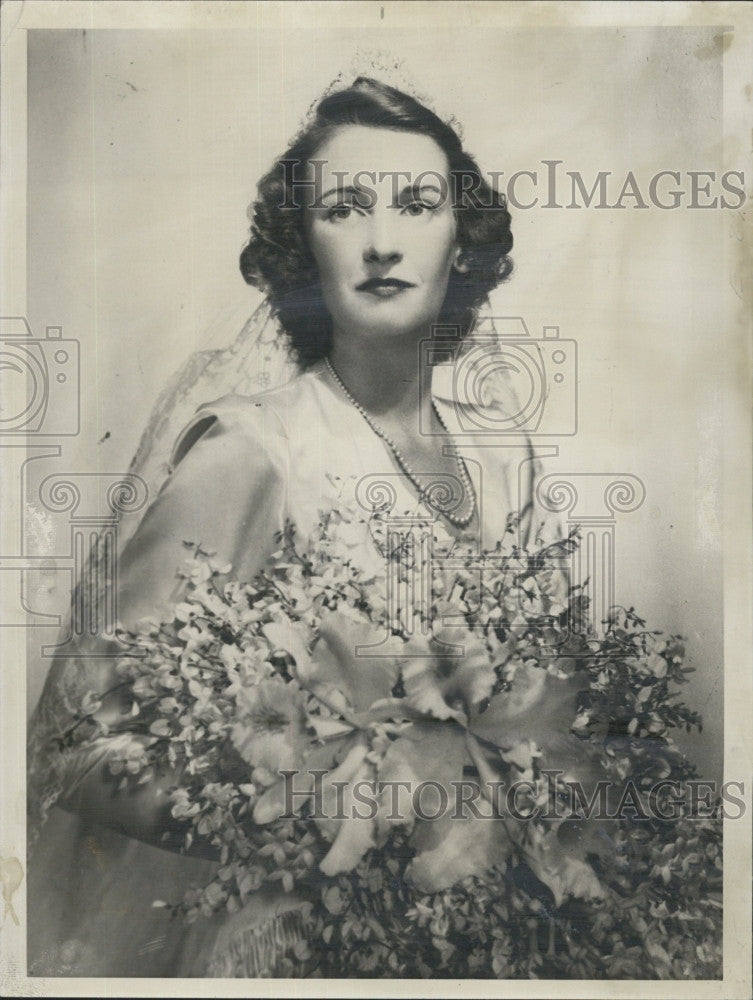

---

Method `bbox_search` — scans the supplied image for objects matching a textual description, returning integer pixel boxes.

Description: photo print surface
[1,2,750,996]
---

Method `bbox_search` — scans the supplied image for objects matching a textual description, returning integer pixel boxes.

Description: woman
[27,76,550,977]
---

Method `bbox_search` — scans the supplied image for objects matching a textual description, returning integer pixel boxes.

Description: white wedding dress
[27,322,558,977]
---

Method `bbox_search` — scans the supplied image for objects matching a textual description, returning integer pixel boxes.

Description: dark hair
[240,77,513,368]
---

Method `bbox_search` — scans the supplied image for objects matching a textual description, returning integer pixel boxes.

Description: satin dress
[27,360,552,977]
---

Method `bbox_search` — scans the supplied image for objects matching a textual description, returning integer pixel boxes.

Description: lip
[356,277,415,297]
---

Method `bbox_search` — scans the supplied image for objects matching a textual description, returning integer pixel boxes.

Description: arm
[43,400,286,851]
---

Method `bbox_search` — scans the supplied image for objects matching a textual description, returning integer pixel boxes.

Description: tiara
[296,49,465,141]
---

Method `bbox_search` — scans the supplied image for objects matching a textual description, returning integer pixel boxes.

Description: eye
[327,204,353,221]
[403,200,436,217]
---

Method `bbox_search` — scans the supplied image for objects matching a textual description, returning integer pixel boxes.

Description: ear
[453,247,470,274]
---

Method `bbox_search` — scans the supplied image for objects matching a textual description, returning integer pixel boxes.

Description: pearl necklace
[324,357,476,529]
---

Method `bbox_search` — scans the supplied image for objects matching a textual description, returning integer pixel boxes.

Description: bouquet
[67,504,722,979]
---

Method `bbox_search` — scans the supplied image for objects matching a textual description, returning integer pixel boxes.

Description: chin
[339,302,443,341]
[353,317,435,340]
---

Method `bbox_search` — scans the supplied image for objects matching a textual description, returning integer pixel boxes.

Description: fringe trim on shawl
[206,906,310,978]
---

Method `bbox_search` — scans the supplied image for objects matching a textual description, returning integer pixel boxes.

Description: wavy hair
[240,77,513,368]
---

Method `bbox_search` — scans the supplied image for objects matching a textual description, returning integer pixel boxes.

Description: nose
[363,213,402,266]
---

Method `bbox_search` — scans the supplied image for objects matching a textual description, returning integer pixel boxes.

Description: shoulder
[169,365,329,472]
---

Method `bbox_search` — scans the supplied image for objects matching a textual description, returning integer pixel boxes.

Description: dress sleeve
[117,397,287,624]
[27,395,288,839]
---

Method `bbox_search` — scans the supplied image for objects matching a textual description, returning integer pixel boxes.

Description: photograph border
[1,2,751,997]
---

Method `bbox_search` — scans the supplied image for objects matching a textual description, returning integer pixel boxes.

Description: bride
[27,76,553,977]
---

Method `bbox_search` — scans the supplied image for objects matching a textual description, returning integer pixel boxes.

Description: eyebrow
[319,182,445,201]
[320,184,362,201]
[402,182,443,198]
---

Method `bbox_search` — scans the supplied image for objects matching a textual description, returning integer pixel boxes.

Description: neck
[327,325,434,425]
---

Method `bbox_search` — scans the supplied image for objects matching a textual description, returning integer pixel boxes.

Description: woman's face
[304,125,462,342]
